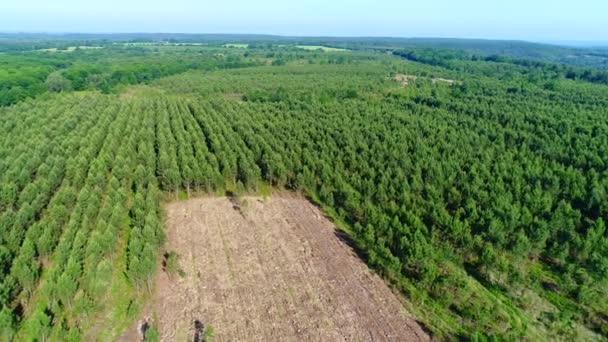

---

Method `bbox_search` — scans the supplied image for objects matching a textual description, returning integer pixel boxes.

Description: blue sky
[1,0,607,42]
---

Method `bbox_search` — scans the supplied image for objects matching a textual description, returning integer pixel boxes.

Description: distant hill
[542,40,608,48]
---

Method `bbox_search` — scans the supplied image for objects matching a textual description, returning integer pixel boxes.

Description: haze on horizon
[1,0,607,43]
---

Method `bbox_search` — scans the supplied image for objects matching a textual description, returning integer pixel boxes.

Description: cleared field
[37,46,103,52]
[393,73,461,86]
[296,45,348,51]
[123,193,428,341]
[224,43,249,48]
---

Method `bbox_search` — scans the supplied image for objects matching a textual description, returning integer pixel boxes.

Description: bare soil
[394,73,460,86]
[394,74,419,86]
[121,193,429,341]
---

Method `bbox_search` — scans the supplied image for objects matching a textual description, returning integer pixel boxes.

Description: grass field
[224,43,249,48]
[122,42,205,46]
[296,45,348,51]
[37,46,103,52]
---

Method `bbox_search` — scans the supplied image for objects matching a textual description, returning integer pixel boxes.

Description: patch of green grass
[258,182,273,199]
[144,322,160,342]
[177,190,188,200]
[204,325,215,341]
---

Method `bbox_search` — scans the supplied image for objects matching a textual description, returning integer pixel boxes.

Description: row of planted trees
[0,94,165,340]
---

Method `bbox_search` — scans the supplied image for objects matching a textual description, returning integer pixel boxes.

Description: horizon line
[1,32,607,47]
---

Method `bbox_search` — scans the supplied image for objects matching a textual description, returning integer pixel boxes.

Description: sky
[1,0,607,42]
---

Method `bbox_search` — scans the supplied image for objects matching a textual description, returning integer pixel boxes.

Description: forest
[0,37,607,340]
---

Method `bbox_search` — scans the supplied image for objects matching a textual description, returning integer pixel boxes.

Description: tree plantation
[0,39,607,340]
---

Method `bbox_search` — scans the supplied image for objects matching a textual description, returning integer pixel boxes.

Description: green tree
[45,71,72,93]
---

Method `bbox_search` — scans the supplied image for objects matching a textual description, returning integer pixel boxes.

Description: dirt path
[121,193,429,341]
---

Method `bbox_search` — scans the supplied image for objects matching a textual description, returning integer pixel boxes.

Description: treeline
[0,55,69,106]
[0,40,104,53]
[394,48,608,85]
[0,46,261,106]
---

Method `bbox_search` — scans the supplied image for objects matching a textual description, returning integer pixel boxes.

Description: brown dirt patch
[121,193,429,341]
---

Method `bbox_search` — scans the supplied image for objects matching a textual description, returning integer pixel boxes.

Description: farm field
[121,193,428,341]
[37,46,103,52]
[295,45,348,51]
[223,43,249,48]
